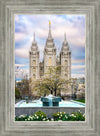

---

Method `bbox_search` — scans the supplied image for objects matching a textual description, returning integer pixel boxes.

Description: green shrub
[32,110,47,121]
[15,111,48,121]
[52,111,85,121]
[69,111,85,121]
[15,110,85,121]
[15,114,28,121]
[52,112,66,121]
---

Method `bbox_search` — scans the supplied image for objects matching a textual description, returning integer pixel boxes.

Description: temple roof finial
[49,21,51,26]
[48,21,52,38]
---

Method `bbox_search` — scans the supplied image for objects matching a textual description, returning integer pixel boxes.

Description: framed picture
[15,14,85,120]
[0,0,100,136]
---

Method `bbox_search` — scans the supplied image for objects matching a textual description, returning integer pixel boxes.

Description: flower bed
[52,111,85,121]
[15,110,85,121]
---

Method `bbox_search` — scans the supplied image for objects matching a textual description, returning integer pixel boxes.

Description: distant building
[15,77,29,99]
[71,77,85,99]
[77,77,85,84]
[29,22,71,95]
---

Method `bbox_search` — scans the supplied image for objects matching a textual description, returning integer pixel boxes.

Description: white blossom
[83,114,85,117]
[51,118,54,121]
[43,118,46,121]
[19,115,25,118]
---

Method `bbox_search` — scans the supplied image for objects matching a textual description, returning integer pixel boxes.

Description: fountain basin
[41,94,61,106]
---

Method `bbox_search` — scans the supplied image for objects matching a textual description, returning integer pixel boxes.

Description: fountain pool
[15,99,85,107]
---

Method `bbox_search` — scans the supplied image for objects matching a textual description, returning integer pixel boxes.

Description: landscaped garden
[15,67,85,121]
[15,110,85,121]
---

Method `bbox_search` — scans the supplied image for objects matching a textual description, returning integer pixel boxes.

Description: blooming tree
[30,66,72,96]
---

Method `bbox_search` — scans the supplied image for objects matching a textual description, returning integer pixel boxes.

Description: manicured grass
[74,99,85,103]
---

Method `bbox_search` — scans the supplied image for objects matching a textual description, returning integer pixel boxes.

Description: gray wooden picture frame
[0,0,100,136]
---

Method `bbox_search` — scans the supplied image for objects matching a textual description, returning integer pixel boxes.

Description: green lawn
[74,99,85,103]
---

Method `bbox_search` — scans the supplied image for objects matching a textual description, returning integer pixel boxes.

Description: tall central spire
[63,33,68,45]
[48,21,52,39]
[45,21,55,48]
[32,32,37,45]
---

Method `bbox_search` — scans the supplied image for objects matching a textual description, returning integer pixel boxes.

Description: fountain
[41,94,61,106]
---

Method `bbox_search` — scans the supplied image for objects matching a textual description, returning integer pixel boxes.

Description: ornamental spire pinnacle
[64,33,68,44]
[33,32,35,42]
[64,33,66,42]
[32,32,37,46]
[48,21,52,38]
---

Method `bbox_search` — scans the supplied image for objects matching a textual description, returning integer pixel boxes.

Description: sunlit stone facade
[29,23,71,86]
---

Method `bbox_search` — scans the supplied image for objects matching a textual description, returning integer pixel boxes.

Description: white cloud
[72,65,85,70]
[15,39,32,58]
[15,48,29,58]
[15,15,85,47]
[15,64,26,67]
[15,68,29,79]
[72,58,85,64]
[71,73,85,78]
[15,33,27,42]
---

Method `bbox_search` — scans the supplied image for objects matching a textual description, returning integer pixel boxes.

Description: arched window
[33,67,36,72]
[65,60,68,65]
[49,57,52,66]
[33,60,36,65]
[33,74,36,78]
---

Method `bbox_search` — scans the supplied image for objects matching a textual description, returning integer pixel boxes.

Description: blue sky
[15,15,85,80]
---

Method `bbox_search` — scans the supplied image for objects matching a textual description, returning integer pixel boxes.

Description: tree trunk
[51,90,53,94]
[54,90,56,96]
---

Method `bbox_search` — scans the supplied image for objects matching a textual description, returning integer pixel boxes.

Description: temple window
[33,67,36,72]
[49,57,52,66]
[65,68,67,72]
[65,60,68,65]
[33,74,36,78]
[33,60,36,65]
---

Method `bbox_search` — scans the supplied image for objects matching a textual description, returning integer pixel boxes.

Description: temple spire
[32,32,38,49]
[48,21,52,38]
[64,33,67,42]
[63,33,68,44]
[32,32,37,45]
[33,32,35,42]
